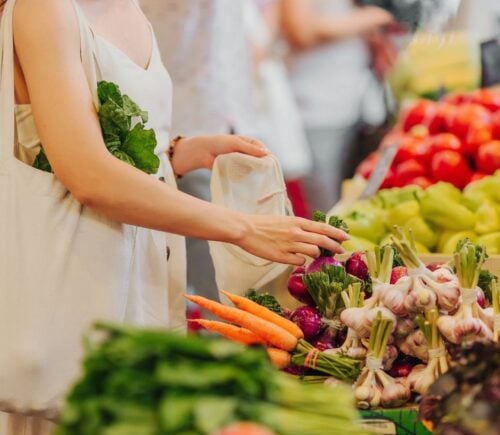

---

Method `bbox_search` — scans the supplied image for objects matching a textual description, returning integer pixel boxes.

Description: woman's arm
[13,0,347,266]
[281,0,395,49]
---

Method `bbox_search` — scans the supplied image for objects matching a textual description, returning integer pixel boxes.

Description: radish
[390,266,408,284]
[345,252,369,282]
[290,306,322,341]
[287,268,315,305]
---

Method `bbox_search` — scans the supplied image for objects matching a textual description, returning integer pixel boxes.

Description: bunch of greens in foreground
[34,81,159,175]
[57,323,367,435]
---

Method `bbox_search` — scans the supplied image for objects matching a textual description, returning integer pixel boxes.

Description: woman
[281,0,398,211]
[0,0,347,433]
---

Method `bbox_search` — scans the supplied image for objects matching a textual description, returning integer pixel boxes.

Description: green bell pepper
[419,190,475,231]
[426,182,463,203]
[385,200,421,228]
[375,186,423,209]
[437,231,478,254]
[343,235,376,252]
[477,232,500,255]
[404,216,438,249]
[475,201,500,235]
[343,210,386,243]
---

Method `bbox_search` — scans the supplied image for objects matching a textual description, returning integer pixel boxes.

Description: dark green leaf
[122,124,159,174]
[245,289,284,316]
[33,147,53,173]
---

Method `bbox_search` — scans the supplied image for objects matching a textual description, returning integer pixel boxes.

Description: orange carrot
[221,290,304,340]
[189,319,266,345]
[267,348,291,370]
[185,295,298,351]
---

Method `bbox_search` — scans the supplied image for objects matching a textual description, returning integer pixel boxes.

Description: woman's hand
[171,135,269,176]
[234,215,349,266]
[367,30,399,79]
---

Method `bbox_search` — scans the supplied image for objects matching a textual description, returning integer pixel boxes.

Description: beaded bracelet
[167,135,185,179]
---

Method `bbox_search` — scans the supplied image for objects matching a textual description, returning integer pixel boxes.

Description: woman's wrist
[169,135,192,177]
[219,210,253,246]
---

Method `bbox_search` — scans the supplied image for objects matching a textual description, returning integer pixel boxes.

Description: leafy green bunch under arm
[245,289,284,316]
[33,81,160,175]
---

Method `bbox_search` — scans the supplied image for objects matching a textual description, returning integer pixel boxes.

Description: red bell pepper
[471,88,500,112]
[401,100,442,134]
[393,158,427,187]
[464,120,493,156]
[431,150,473,189]
[476,140,500,175]
[492,111,500,139]
[406,176,433,189]
[448,103,491,140]
[394,135,431,165]
[427,133,463,156]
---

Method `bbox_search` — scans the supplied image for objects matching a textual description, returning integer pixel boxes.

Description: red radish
[345,252,369,282]
[287,272,314,305]
[477,288,486,309]
[290,306,322,341]
[389,360,415,378]
[306,256,342,274]
[391,266,408,284]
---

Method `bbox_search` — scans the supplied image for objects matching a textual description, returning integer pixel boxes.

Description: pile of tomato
[357,88,500,190]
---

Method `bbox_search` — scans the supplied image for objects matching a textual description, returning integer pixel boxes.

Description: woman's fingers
[299,218,349,242]
[234,136,269,157]
[281,253,306,266]
[294,230,345,255]
[291,242,321,259]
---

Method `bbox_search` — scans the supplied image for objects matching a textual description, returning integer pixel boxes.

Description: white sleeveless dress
[1,1,186,433]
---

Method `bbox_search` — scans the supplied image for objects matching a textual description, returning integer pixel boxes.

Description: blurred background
[140,0,500,301]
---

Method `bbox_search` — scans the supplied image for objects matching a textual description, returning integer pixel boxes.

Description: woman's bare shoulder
[13,0,80,52]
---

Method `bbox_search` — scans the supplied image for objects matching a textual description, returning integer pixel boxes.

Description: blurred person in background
[245,0,313,218]
[281,0,399,212]
[141,0,258,303]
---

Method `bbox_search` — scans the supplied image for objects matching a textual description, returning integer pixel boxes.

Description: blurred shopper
[245,0,313,217]
[141,0,258,302]
[282,0,398,211]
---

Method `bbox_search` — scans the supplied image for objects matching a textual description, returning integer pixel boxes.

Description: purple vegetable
[389,360,417,378]
[345,252,369,282]
[284,365,307,376]
[306,256,342,274]
[287,272,315,305]
[312,328,337,351]
[290,306,322,341]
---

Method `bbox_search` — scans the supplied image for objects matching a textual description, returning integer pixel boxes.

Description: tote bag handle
[0,0,16,169]
[0,0,99,169]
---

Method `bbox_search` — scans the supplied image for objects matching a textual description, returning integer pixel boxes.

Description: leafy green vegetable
[57,323,366,435]
[312,210,350,256]
[303,265,362,318]
[245,289,283,316]
[33,81,159,175]
[478,269,498,303]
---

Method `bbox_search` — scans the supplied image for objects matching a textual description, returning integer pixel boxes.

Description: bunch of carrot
[187,291,302,370]
[186,291,362,382]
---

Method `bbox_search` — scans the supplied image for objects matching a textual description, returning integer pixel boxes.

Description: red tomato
[394,159,427,186]
[442,92,473,106]
[406,176,433,189]
[464,120,493,156]
[401,100,442,134]
[381,129,405,149]
[431,150,473,189]
[476,141,500,175]
[427,133,463,156]
[434,102,457,132]
[448,103,491,140]
[492,111,500,139]
[471,88,500,112]
[394,135,431,165]
[356,152,379,179]
[470,172,488,182]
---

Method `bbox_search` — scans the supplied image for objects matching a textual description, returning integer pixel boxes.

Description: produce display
[357,89,500,190]
[337,174,500,254]
[57,323,366,435]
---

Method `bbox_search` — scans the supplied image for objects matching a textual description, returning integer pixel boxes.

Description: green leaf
[159,396,194,433]
[33,147,53,173]
[122,124,159,174]
[245,289,284,316]
[122,95,148,123]
[194,397,238,433]
[99,99,131,136]
[98,81,123,107]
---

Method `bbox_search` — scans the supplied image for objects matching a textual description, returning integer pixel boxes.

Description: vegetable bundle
[187,291,361,383]
[34,81,160,175]
[57,323,366,435]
